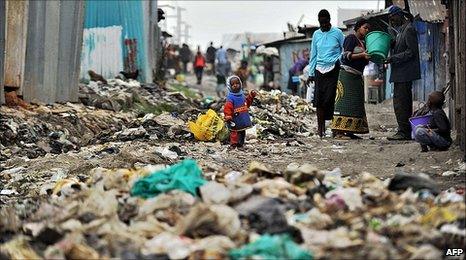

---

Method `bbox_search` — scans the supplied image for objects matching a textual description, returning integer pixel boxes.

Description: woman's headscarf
[226,75,243,95]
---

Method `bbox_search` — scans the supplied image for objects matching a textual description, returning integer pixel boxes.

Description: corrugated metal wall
[83,0,147,82]
[412,21,446,101]
[0,0,5,105]
[56,0,85,103]
[22,0,85,104]
[80,26,124,80]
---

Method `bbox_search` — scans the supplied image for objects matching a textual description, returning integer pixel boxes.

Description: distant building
[221,32,282,53]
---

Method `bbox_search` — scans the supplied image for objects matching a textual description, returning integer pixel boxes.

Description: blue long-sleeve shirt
[308,27,345,77]
[216,48,228,64]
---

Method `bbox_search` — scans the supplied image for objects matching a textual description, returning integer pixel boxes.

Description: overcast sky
[158,0,384,49]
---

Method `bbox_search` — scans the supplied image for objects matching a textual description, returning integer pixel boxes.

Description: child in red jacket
[223,75,256,148]
[193,51,206,84]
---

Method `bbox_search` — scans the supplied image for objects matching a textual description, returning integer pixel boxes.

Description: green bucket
[365,31,392,64]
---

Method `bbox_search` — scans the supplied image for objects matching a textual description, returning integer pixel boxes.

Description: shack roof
[262,36,308,48]
[297,25,320,35]
[263,25,348,48]
[343,0,447,26]
[408,0,446,23]
[343,9,389,27]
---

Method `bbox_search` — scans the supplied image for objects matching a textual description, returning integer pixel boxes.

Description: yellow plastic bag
[188,109,229,141]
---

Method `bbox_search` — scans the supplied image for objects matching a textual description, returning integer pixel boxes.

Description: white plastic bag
[305,82,314,104]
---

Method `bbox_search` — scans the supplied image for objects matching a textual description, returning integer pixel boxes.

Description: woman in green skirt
[331,18,371,139]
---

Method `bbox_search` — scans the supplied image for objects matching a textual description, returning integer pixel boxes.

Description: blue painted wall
[84,0,146,81]
[413,21,446,101]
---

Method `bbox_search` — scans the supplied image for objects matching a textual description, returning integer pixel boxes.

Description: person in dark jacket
[385,5,421,140]
[414,91,452,152]
[179,43,192,74]
[206,42,217,75]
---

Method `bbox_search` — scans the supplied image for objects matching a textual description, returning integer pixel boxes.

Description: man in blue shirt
[307,9,344,138]
[216,45,228,65]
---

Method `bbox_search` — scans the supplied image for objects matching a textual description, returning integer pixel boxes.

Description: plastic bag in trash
[0,236,41,259]
[229,234,312,260]
[188,109,229,141]
[306,82,314,104]
[176,203,241,239]
[131,159,206,198]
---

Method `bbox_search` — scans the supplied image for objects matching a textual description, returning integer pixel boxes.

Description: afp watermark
[446,248,464,257]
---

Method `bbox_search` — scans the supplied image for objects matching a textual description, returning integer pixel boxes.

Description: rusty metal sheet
[4,0,28,93]
[408,0,446,22]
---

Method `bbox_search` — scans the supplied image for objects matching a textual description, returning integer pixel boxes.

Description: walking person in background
[216,45,228,65]
[385,5,421,141]
[263,56,274,88]
[216,45,231,96]
[206,42,217,75]
[331,18,371,139]
[307,9,344,138]
[216,60,231,98]
[193,51,206,85]
[180,43,192,74]
[235,60,250,89]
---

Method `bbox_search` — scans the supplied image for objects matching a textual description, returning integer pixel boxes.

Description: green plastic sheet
[229,234,313,260]
[131,159,206,198]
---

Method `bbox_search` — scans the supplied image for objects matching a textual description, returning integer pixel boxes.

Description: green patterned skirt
[331,69,369,134]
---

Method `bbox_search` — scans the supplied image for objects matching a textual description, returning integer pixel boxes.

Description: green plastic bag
[131,159,206,198]
[229,234,313,260]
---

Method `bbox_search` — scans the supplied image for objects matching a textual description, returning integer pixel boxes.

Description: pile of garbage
[0,103,195,163]
[1,159,464,259]
[79,79,203,116]
[0,104,135,161]
[250,90,315,139]
[0,79,203,162]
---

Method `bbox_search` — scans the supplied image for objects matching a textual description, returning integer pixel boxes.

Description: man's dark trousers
[393,81,413,138]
